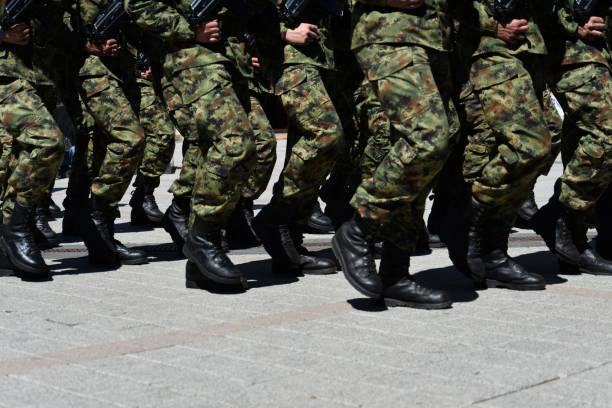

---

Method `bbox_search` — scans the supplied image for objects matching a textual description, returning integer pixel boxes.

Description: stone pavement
[1,140,611,407]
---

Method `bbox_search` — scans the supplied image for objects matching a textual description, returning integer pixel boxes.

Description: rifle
[574,0,606,23]
[89,0,128,41]
[280,0,344,27]
[0,0,38,45]
[136,51,151,71]
[492,0,524,22]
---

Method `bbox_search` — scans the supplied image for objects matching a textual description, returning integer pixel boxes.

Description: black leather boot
[185,260,247,291]
[225,197,260,249]
[0,202,51,279]
[62,205,80,236]
[331,213,383,298]
[380,242,452,309]
[84,196,119,267]
[483,226,545,290]
[108,221,148,265]
[307,202,334,233]
[412,225,432,256]
[34,205,60,248]
[162,195,190,254]
[290,226,336,274]
[183,217,246,286]
[0,244,13,275]
[515,191,538,229]
[466,197,489,283]
[320,165,359,230]
[560,209,612,275]
[253,202,302,274]
[130,174,163,226]
[45,196,62,219]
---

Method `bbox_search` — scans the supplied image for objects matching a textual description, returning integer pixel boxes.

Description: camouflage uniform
[0,128,12,200]
[125,0,256,225]
[68,0,145,216]
[542,2,612,212]
[460,1,558,227]
[0,0,68,222]
[136,71,175,181]
[349,0,461,251]
[269,1,343,224]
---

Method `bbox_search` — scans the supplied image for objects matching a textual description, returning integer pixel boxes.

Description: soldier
[0,0,71,279]
[62,0,148,267]
[252,0,341,276]
[125,0,257,287]
[532,1,612,275]
[444,1,560,290]
[129,54,176,227]
[332,0,467,309]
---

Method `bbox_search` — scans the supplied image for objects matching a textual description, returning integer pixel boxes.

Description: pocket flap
[471,62,520,91]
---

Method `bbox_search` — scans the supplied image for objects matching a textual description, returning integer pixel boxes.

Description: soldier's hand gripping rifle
[492,0,525,22]
[574,0,609,23]
[0,0,38,45]
[187,0,225,26]
[280,0,344,27]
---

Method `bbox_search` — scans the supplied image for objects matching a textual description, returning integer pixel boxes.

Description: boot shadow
[47,255,119,275]
[347,298,388,312]
[113,221,156,233]
[239,258,300,289]
[129,243,185,262]
[512,250,568,285]
[412,265,480,303]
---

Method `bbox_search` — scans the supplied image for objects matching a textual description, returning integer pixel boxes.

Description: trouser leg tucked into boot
[0,202,50,279]
[290,226,336,275]
[225,196,260,249]
[183,216,246,287]
[515,191,538,229]
[307,201,334,233]
[34,204,59,248]
[162,195,190,254]
[253,201,302,274]
[83,195,119,267]
[108,220,148,265]
[331,213,383,298]
[466,196,489,283]
[483,225,545,290]
[130,173,163,226]
[380,242,452,309]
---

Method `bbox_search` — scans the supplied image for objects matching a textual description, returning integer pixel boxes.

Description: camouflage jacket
[467,0,547,57]
[351,0,496,53]
[544,0,611,67]
[124,0,253,79]
[0,0,75,85]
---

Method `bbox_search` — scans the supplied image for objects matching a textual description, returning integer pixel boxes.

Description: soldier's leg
[0,80,64,278]
[535,64,612,273]
[174,64,256,286]
[79,74,147,266]
[334,45,454,307]
[0,128,13,203]
[254,64,340,275]
[226,92,277,247]
[130,79,176,226]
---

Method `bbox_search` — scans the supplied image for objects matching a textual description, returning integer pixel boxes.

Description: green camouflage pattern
[461,53,557,225]
[168,63,255,225]
[243,94,277,200]
[273,64,343,223]
[0,128,13,200]
[551,63,612,211]
[0,81,64,221]
[350,44,459,250]
[137,77,175,179]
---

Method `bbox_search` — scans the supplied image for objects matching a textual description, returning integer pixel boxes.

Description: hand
[386,0,423,9]
[577,16,605,41]
[496,19,529,45]
[84,38,119,57]
[195,20,221,44]
[139,67,153,80]
[3,23,30,46]
[251,57,260,69]
[284,23,318,46]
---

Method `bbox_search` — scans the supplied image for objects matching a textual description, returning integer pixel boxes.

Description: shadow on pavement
[48,255,118,275]
[240,258,300,289]
[347,298,387,312]
[114,221,157,234]
[512,250,568,285]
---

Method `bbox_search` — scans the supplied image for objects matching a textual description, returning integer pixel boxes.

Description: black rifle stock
[89,0,128,41]
[0,0,37,45]
[280,0,344,27]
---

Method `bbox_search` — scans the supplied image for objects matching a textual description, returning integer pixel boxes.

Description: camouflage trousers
[0,80,64,222]
[137,78,175,180]
[462,54,556,226]
[0,128,12,200]
[77,73,145,208]
[550,63,612,212]
[351,44,459,251]
[273,64,343,223]
[170,63,256,225]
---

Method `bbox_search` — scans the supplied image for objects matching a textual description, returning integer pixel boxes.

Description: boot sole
[331,237,382,299]
[120,257,149,266]
[306,220,335,234]
[384,297,452,310]
[182,245,245,286]
[186,264,248,291]
[301,266,337,275]
[0,237,49,276]
[486,279,545,291]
